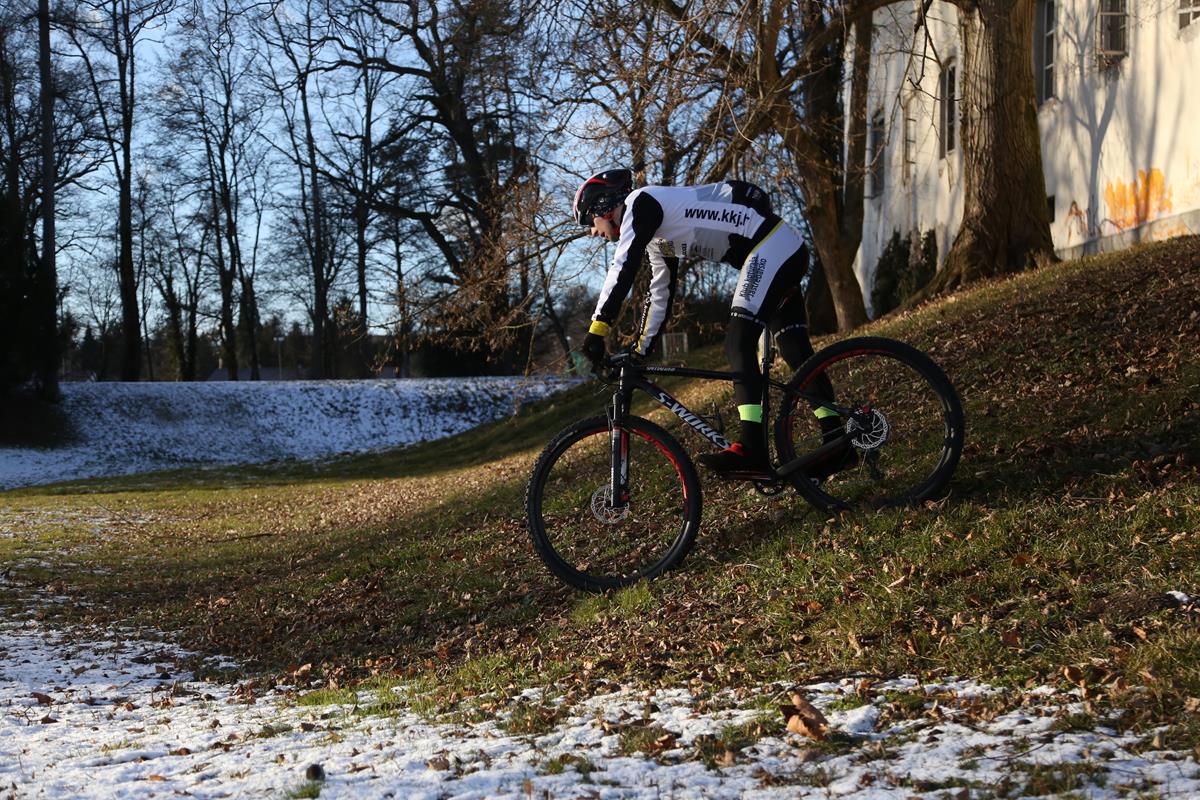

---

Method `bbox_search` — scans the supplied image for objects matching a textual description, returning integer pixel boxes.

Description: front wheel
[526,415,702,592]
[774,337,964,511]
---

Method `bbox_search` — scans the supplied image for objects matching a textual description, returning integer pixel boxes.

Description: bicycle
[525,335,964,592]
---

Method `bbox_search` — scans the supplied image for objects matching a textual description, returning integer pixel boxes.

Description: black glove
[581,331,606,369]
[613,346,645,365]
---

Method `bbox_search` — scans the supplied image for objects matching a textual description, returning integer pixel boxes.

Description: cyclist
[574,168,847,480]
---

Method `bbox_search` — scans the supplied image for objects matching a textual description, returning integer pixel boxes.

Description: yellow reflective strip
[743,220,784,263]
[814,406,839,419]
[589,320,610,336]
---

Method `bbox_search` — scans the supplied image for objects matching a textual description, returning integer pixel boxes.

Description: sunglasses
[582,207,618,228]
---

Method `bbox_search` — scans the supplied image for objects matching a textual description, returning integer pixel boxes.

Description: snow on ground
[3,613,1199,799]
[0,378,578,490]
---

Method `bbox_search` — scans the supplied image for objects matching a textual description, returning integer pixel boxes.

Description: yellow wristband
[589,320,611,336]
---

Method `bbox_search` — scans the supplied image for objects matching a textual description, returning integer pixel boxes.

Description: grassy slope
[2,236,1198,739]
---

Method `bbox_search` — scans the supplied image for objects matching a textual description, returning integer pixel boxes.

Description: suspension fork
[606,368,634,510]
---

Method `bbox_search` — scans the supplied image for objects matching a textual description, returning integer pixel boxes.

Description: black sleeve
[593,191,665,324]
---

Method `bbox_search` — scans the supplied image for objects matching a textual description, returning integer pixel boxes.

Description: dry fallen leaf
[427,755,451,771]
[1062,665,1084,685]
[31,692,53,706]
[780,692,829,741]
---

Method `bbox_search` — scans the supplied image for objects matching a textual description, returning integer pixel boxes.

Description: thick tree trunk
[922,0,1056,298]
[804,248,839,335]
[798,16,872,333]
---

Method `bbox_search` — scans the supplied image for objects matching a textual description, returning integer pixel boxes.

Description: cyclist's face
[589,206,621,242]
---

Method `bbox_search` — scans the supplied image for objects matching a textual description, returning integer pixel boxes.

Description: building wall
[852,0,1200,315]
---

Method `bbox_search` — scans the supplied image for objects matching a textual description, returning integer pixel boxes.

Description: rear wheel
[526,415,702,592]
[774,337,964,511]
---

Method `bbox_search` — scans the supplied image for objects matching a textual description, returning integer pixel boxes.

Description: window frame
[939,59,957,159]
[1035,0,1056,104]
[902,97,917,185]
[1098,0,1129,61]
[869,109,886,199]
[1182,0,1200,29]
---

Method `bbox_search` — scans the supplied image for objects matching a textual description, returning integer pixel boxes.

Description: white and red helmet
[572,168,633,226]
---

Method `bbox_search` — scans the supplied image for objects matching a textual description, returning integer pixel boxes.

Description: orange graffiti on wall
[1103,168,1173,231]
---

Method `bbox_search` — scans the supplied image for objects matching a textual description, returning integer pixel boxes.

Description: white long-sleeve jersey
[592,181,779,354]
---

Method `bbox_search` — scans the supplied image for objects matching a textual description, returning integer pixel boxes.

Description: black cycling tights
[725,288,801,406]
[725,287,836,414]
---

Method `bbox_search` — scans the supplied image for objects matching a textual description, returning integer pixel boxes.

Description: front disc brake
[590,486,630,524]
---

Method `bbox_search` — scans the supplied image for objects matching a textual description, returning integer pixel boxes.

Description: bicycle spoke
[528,416,701,591]
[776,339,963,510]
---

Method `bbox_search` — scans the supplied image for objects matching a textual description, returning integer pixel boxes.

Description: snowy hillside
[0,377,578,489]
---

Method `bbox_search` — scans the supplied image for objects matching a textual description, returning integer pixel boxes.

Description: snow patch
[3,617,1200,799]
[0,378,577,489]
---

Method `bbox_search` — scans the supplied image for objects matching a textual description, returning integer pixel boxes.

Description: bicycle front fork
[607,390,631,511]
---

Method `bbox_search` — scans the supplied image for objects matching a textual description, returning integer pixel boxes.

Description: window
[869,110,886,198]
[1099,0,1128,60]
[939,60,957,158]
[1183,0,1200,28]
[902,98,917,184]
[1034,0,1056,103]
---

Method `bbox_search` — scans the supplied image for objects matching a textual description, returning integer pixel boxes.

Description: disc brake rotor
[846,407,890,452]
[590,486,630,524]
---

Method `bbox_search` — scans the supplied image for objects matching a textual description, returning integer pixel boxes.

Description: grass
[285,782,322,799]
[2,236,1199,742]
[541,754,595,778]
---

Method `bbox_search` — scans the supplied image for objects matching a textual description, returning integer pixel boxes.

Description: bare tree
[1,1,99,399]
[639,0,880,331]
[338,0,548,367]
[155,0,268,378]
[318,2,399,371]
[61,0,177,380]
[145,179,210,379]
[257,0,341,377]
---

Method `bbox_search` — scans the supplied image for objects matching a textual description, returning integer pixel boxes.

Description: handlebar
[590,350,642,382]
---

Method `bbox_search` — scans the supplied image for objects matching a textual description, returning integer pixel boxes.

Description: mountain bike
[525,335,964,592]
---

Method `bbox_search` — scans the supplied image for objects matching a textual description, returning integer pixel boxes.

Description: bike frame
[603,338,849,508]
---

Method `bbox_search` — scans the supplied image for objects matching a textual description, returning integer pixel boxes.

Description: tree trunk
[683,1,871,332]
[921,0,1056,297]
[115,8,140,381]
[117,153,139,380]
[804,248,839,335]
[241,277,261,379]
[37,0,59,401]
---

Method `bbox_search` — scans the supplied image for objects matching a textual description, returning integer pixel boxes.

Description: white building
[852,0,1200,313]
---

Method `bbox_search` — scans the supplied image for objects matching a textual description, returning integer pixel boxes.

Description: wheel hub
[590,486,630,524]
